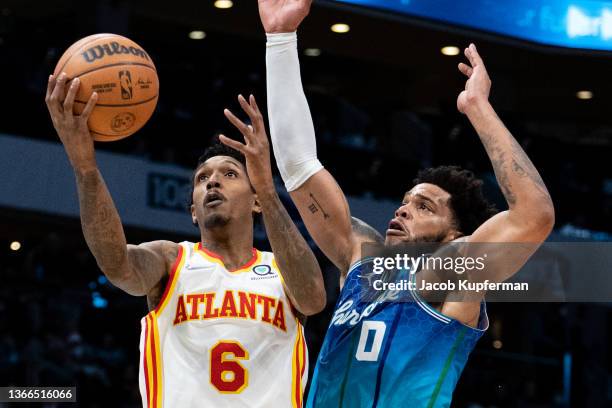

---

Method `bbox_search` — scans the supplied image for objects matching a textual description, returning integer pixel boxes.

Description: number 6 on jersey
[210,340,249,393]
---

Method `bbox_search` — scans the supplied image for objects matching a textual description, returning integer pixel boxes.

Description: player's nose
[395,204,412,220]
[206,172,222,190]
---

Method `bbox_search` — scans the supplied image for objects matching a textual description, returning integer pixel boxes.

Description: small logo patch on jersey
[253,265,272,275]
[251,265,276,280]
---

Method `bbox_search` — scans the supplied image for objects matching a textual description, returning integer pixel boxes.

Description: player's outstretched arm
[45,73,176,296]
[259,0,360,272]
[457,44,555,281]
[220,94,326,316]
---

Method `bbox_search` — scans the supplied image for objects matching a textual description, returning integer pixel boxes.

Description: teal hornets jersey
[307,259,488,408]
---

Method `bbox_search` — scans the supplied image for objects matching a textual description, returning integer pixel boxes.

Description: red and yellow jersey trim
[291,320,307,408]
[154,243,186,316]
[195,243,261,273]
[142,312,163,408]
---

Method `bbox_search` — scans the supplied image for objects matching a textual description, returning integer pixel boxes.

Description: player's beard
[388,230,448,246]
[412,231,448,243]
[203,213,230,229]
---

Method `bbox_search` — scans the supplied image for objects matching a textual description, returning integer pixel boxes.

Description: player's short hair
[412,165,498,235]
[188,141,248,210]
[197,142,247,170]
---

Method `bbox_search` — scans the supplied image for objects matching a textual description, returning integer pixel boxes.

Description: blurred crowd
[3,226,609,407]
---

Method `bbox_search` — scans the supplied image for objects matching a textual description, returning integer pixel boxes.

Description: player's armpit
[289,169,359,272]
[111,240,177,296]
[351,217,384,244]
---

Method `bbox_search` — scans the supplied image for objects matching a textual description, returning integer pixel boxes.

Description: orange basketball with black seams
[54,33,159,142]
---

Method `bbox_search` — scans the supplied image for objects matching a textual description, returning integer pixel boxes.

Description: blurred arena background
[0,0,611,406]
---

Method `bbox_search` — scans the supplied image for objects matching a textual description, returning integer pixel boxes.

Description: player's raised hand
[220,95,275,195]
[45,72,99,171]
[457,43,492,115]
[258,0,312,33]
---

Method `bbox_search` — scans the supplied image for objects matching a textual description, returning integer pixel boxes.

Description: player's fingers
[80,92,98,121]
[458,63,473,78]
[249,94,265,126]
[237,94,259,131]
[45,75,62,120]
[464,46,474,66]
[219,134,247,153]
[45,75,56,104]
[50,72,68,112]
[63,78,80,116]
[469,43,485,67]
[224,108,252,143]
[249,94,261,116]
[245,94,266,137]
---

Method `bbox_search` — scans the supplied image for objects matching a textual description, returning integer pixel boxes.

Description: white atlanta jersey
[139,241,307,408]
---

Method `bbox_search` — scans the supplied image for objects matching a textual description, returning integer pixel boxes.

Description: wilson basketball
[54,33,159,142]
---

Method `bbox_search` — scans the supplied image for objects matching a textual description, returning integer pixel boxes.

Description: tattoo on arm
[308,193,330,219]
[478,123,550,208]
[509,137,549,195]
[76,169,129,279]
[259,192,324,314]
[480,135,517,206]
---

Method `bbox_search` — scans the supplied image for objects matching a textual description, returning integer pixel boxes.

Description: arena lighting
[576,90,593,100]
[493,340,503,349]
[567,6,612,40]
[441,46,460,56]
[9,241,21,251]
[189,30,206,40]
[332,1,612,50]
[304,48,322,57]
[331,23,350,33]
[214,0,233,9]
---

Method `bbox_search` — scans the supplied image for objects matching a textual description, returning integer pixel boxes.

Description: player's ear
[191,203,198,225]
[252,194,262,215]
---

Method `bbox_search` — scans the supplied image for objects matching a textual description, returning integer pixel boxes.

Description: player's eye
[198,174,209,182]
[418,203,432,212]
[226,171,237,178]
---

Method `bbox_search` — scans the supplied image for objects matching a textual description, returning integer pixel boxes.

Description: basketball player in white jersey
[45,72,326,407]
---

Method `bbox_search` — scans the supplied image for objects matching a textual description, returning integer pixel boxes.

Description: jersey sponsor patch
[250,264,277,280]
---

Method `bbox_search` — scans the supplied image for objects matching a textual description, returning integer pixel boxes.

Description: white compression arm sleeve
[266,32,323,192]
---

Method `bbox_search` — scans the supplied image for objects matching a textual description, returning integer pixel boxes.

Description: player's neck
[200,225,255,271]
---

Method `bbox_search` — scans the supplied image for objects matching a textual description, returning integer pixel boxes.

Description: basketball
[53,33,159,142]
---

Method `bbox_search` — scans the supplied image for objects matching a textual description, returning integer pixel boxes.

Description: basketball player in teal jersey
[254,1,555,406]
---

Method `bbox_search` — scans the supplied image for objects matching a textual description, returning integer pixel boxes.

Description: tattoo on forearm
[260,194,323,311]
[479,125,550,208]
[480,134,516,206]
[509,138,548,196]
[76,169,128,274]
[308,193,330,219]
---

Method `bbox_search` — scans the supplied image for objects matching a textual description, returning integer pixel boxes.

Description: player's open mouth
[204,191,225,208]
[386,219,405,236]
